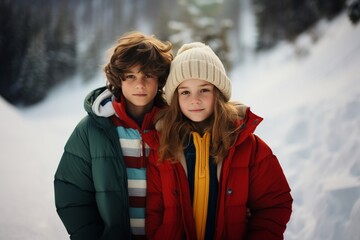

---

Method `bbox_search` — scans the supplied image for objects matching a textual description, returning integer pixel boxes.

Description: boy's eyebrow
[124,69,154,74]
[124,70,139,73]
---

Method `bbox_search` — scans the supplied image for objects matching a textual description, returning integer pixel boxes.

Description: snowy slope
[0,12,359,240]
[230,12,360,240]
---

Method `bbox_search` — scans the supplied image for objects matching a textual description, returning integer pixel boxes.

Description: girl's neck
[192,117,213,135]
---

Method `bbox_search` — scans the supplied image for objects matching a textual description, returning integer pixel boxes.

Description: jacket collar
[152,106,263,148]
[84,86,159,131]
[233,107,263,146]
[112,95,158,131]
[147,107,263,179]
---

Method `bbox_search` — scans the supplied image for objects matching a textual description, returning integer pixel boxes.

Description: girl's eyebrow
[178,83,212,89]
[178,86,188,90]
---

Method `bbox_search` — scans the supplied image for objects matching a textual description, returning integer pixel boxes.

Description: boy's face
[177,79,215,123]
[121,65,159,110]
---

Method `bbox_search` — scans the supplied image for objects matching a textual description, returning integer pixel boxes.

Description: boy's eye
[145,73,156,79]
[125,74,135,79]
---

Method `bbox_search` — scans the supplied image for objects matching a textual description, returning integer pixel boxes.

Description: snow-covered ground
[0,12,359,240]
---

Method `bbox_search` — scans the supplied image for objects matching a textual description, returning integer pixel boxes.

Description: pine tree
[348,0,360,24]
[168,0,233,70]
[253,0,346,51]
[47,0,76,87]
[17,31,48,105]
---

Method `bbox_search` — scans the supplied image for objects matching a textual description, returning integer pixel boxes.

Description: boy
[54,31,173,239]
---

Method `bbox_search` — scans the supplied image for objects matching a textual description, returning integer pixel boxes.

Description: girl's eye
[200,88,211,93]
[125,74,135,79]
[180,90,190,95]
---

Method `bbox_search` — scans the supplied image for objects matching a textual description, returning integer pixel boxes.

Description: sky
[0,11,359,240]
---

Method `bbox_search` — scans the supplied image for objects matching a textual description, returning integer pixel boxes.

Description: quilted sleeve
[247,136,293,240]
[54,117,103,240]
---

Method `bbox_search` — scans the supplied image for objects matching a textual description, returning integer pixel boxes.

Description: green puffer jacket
[54,87,131,239]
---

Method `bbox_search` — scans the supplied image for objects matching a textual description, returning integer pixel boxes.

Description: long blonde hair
[157,87,241,163]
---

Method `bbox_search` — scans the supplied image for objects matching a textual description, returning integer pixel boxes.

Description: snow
[1,12,359,240]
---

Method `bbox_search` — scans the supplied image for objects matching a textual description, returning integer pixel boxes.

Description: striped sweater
[110,97,158,240]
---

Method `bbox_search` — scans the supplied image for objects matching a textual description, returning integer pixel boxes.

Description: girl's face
[121,65,158,112]
[177,79,215,123]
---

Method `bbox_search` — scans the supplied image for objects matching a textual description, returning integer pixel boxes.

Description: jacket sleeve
[247,136,293,240]
[54,117,104,240]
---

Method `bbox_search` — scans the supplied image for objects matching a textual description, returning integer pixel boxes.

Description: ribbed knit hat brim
[165,42,231,104]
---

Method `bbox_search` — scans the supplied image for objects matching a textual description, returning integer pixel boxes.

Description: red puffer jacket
[145,109,293,240]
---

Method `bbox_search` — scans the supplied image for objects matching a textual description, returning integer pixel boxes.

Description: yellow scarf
[192,131,211,240]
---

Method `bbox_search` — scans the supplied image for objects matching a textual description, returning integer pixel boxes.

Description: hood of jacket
[84,86,114,116]
[83,86,116,129]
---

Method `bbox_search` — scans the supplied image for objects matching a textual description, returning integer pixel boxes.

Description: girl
[145,42,293,240]
[54,31,173,240]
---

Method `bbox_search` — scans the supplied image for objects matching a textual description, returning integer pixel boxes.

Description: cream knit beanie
[165,42,231,104]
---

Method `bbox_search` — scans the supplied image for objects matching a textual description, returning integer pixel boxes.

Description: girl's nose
[191,94,201,104]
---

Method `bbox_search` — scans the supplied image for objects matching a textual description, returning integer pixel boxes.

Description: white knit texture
[165,42,231,104]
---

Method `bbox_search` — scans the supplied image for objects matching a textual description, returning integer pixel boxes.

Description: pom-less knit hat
[165,42,231,104]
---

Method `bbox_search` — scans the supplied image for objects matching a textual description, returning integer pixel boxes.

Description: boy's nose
[135,76,146,88]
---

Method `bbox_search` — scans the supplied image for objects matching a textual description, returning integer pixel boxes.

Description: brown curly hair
[104,31,173,107]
